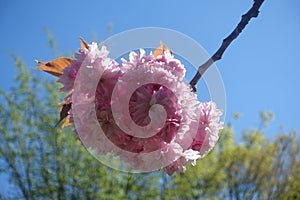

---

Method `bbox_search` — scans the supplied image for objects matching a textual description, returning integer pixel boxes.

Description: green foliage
[163,124,300,200]
[0,54,299,199]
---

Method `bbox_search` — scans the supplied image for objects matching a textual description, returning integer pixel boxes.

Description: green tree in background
[165,120,300,200]
[0,52,299,200]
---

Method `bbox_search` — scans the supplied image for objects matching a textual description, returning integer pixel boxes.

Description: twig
[189,0,265,91]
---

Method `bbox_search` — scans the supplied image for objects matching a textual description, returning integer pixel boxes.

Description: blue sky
[1,0,300,141]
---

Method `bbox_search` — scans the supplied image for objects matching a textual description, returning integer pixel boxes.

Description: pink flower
[59,42,223,175]
[164,101,223,175]
[191,102,223,155]
[58,43,110,92]
[164,149,201,175]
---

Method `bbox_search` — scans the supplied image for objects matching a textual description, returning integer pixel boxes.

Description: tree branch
[189,0,265,91]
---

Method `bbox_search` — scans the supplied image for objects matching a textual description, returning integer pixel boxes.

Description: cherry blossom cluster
[58,42,223,175]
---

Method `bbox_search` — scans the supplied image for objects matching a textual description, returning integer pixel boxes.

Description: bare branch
[190,0,265,91]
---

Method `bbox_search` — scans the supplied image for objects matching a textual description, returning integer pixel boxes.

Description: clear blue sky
[1,0,300,141]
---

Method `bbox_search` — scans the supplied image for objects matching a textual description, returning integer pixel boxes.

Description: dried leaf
[153,40,172,58]
[61,115,71,128]
[79,37,89,50]
[35,58,72,77]
[55,103,72,128]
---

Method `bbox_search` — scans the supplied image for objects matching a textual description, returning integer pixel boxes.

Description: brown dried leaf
[153,40,172,58]
[35,58,72,77]
[79,37,89,50]
[55,103,72,128]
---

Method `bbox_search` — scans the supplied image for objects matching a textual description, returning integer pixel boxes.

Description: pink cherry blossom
[58,42,223,175]
[164,101,223,175]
